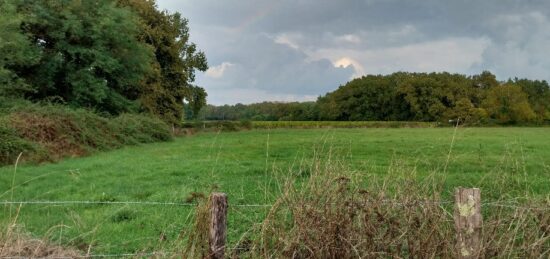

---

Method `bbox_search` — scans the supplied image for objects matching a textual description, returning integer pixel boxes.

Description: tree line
[201,71,550,124]
[0,0,207,124]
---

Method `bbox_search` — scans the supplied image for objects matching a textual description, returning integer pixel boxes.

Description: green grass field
[1,128,549,254]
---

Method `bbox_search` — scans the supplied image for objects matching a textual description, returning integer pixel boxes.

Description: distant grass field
[1,127,549,254]
[251,120,438,128]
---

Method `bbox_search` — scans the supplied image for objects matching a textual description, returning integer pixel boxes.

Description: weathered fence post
[209,192,228,259]
[454,188,482,259]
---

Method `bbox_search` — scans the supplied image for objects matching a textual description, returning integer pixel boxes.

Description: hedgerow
[0,102,172,166]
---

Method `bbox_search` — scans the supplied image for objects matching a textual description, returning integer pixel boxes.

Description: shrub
[112,114,172,144]
[0,119,38,165]
[0,103,172,166]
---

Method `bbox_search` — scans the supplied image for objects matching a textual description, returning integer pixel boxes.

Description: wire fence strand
[0,200,196,206]
[1,199,547,210]
[1,251,174,259]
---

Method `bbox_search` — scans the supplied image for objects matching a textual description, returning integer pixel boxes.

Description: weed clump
[111,209,137,223]
[0,223,81,258]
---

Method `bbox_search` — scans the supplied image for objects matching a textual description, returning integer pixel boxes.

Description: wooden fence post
[454,188,482,259]
[209,192,228,259]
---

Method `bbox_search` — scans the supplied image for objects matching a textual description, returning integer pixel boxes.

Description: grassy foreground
[1,128,549,254]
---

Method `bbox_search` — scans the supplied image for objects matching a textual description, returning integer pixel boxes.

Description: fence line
[2,190,548,258]
[1,251,172,259]
[1,200,547,210]
[0,200,195,206]
[0,200,271,208]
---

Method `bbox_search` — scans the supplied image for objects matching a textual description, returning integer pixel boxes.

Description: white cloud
[205,62,234,78]
[333,57,365,78]
[310,37,491,75]
[273,33,301,49]
[335,34,361,44]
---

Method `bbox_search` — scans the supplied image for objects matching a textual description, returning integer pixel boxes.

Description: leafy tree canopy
[118,0,208,123]
[201,71,549,125]
[0,0,208,123]
[14,0,153,114]
[0,0,40,96]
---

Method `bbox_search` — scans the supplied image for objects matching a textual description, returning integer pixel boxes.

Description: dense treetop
[0,0,207,123]
[202,71,550,125]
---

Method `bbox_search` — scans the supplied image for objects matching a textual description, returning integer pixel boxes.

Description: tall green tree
[11,0,153,114]
[118,0,208,123]
[0,0,39,96]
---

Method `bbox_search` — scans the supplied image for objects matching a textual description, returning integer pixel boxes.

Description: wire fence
[1,199,547,210]
[1,252,173,259]
[1,197,548,258]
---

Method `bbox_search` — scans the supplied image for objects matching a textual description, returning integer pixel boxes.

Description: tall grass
[216,153,548,258]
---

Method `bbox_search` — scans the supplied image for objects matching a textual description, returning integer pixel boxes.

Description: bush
[112,114,172,144]
[0,103,172,166]
[0,119,38,165]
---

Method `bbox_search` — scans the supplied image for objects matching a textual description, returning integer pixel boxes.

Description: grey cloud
[157,0,550,104]
[198,33,354,94]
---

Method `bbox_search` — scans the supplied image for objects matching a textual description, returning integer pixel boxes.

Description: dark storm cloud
[158,0,550,104]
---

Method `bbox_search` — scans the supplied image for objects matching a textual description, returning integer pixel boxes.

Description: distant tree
[472,71,499,90]
[187,86,207,120]
[118,0,208,124]
[482,84,536,124]
[398,75,447,121]
[317,74,412,121]
[443,98,488,124]
[199,71,546,125]
[511,78,550,122]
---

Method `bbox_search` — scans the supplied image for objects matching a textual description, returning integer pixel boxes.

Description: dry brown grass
[1,216,81,258]
[181,193,215,258]
[221,155,550,258]
[10,111,89,160]
[0,234,81,258]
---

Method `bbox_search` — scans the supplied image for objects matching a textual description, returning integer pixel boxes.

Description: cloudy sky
[157,0,550,105]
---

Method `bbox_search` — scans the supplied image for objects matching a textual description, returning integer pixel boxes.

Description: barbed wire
[0,251,173,259]
[0,199,546,258]
[0,200,273,208]
[1,199,547,210]
[481,202,550,210]
[0,200,195,207]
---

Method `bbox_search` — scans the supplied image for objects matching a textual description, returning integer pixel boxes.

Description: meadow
[1,127,549,255]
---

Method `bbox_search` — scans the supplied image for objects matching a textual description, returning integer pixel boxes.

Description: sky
[157,0,550,105]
